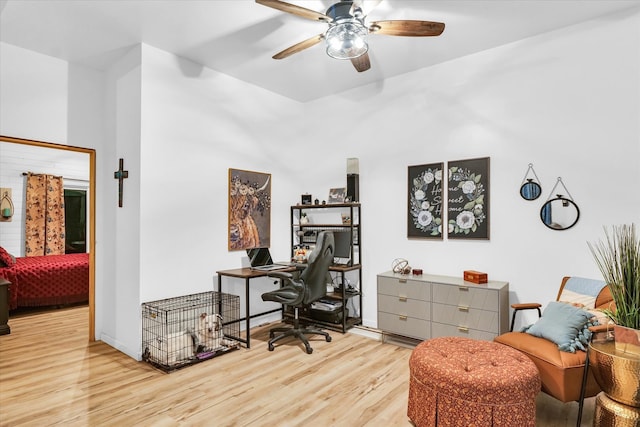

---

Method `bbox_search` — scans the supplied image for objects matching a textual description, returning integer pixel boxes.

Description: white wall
[137,45,305,337]
[0,6,638,360]
[303,8,640,328]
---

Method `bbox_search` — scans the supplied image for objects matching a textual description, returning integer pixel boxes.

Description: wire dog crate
[141,291,240,371]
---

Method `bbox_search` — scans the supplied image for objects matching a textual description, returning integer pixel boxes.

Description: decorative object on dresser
[463,270,487,284]
[391,258,411,275]
[377,271,509,342]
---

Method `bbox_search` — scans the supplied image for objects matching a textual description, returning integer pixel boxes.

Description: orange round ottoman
[408,337,540,427]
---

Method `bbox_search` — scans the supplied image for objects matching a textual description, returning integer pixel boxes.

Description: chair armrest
[509,303,542,332]
[589,324,610,334]
[511,303,542,310]
[268,271,294,280]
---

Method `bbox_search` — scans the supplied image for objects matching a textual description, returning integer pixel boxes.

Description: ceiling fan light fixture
[325,19,368,60]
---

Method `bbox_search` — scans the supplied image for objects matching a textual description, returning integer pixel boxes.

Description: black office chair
[261,231,334,354]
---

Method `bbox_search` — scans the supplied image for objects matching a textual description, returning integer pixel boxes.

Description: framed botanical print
[408,162,444,239]
[228,168,272,251]
[447,157,490,240]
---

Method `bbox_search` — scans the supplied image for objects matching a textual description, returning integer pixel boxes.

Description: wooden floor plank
[0,306,595,426]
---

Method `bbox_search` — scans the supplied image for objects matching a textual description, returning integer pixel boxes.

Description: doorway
[0,135,96,341]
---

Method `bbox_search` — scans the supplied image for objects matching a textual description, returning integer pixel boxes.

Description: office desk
[216,267,295,348]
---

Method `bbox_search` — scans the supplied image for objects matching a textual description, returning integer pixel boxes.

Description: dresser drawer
[431,321,498,341]
[378,276,430,301]
[431,303,500,334]
[432,283,498,311]
[378,294,430,321]
[378,312,430,340]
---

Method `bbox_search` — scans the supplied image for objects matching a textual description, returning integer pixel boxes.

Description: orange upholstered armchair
[494,276,613,418]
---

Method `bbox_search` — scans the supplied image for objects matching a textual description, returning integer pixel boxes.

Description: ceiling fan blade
[256,0,330,22]
[351,52,371,72]
[272,34,324,59]
[369,20,445,37]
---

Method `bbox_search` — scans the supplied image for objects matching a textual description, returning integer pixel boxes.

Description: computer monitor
[333,231,352,263]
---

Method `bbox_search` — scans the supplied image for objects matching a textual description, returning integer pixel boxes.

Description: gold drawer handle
[458,306,469,312]
[399,296,407,302]
[399,278,407,283]
[458,326,469,333]
[459,286,469,291]
[399,315,408,321]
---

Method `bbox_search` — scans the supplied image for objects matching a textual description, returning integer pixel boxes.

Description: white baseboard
[349,325,383,341]
[349,326,421,349]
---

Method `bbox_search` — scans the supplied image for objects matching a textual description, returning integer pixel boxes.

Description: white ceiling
[1,0,639,102]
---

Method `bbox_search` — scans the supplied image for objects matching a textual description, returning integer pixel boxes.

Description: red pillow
[0,246,16,267]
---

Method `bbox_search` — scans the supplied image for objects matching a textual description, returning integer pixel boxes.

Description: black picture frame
[447,157,490,240]
[408,162,444,239]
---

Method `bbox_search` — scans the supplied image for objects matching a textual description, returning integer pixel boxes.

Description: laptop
[246,248,292,271]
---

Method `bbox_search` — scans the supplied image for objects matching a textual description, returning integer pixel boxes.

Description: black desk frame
[216,267,294,348]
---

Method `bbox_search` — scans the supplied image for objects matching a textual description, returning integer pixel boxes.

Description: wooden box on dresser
[377,271,509,341]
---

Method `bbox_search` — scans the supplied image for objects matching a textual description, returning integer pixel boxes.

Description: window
[64,189,86,254]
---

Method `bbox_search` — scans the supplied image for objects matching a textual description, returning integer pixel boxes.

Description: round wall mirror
[540,197,580,230]
[520,179,542,201]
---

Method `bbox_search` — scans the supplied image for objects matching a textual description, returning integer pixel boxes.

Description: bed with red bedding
[0,253,89,310]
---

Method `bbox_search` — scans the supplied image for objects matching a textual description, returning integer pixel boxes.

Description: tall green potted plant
[588,223,640,355]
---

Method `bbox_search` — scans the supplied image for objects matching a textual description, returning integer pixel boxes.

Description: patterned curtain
[25,173,66,256]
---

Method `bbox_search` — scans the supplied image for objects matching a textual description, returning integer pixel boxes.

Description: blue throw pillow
[522,301,598,353]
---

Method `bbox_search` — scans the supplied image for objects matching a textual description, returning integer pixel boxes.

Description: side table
[589,339,640,426]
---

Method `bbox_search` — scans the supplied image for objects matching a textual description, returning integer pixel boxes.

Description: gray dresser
[377,271,509,341]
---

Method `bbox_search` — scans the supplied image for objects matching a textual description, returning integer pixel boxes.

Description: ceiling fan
[256,0,445,72]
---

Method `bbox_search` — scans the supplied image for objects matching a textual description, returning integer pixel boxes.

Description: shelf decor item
[328,187,346,204]
[588,223,640,355]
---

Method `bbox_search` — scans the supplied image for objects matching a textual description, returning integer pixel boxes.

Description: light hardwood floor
[0,306,595,426]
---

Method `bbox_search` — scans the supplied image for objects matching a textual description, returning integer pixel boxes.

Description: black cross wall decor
[114,158,129,208]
